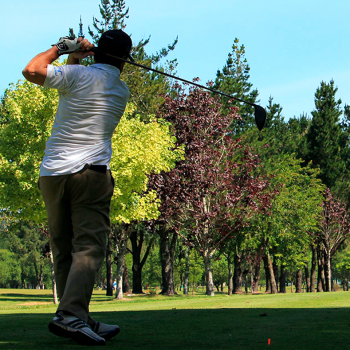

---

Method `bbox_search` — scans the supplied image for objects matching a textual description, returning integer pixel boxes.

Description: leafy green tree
[141,244,162,291]
[0,77,183,297]
[0,249,21,288]
[248,154,324,294]
[0,222,50,289]
[0,80,57,222]
[334,249,350,291]
[212,256,228,292]
[243,97,310,163]
[318,189,350,292]
[108,104,184,299]
[187,249,204,294]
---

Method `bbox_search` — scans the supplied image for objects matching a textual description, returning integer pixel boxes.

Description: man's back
[41,63,130,176]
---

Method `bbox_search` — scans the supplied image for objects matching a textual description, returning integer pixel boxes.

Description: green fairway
[1,289,350,349]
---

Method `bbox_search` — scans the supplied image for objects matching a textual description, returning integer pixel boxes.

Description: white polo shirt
[40,63,130,176]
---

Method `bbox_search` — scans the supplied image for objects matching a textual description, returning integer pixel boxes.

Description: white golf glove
[53,36,82,56]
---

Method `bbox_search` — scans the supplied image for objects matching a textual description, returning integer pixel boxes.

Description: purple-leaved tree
[148,84,273,296]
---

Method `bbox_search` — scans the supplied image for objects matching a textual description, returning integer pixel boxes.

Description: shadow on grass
[1,308,350,350]
[0,293,53,303]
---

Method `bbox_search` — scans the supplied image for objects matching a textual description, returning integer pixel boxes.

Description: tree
[333,105,350,203]
[0,249,21,288]
[128,223,156,293]
[243,97,310,163]
[318,189,350,292]
[334,249,350,291]
[213,38,259,134]
[0,221,50,289]
[108,104,184,299]
[0,80,57,222]
[141,242,162,291]
[86,0,178,118]
[305,80,345,189]
[148,85,273,296]
[212,256,228,292]
[247,154,324,294]
[0,80,58,300]
[0,79,182,299]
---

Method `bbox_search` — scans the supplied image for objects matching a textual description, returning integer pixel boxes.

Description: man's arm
[22,38,94,85]
[22,47,59,86]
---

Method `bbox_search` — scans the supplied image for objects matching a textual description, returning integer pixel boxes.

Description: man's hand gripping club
[54,37,95,61]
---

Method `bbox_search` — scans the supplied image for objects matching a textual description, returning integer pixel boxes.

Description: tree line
[1,0,350,301]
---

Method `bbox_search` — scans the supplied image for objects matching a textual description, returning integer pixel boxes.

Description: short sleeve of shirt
[44,65,78,94]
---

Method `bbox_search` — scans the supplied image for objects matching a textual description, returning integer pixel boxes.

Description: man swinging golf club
[22,29,133,346]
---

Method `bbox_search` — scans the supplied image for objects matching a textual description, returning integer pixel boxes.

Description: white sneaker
[48,313,106,346]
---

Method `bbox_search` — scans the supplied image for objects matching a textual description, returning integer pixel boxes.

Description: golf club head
[254,105,267,131]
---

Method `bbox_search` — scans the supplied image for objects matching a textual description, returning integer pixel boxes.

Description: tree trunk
[131,262,143,293]
[266,251,278,294]
[49,248,58,304]
[233,252,243,294]
[39,264,44,289]
[279,264,286,293]
[324,247,332,292]
[128,226,156,294]
[295,269,302,293]
[244,275,249,293]
[263,255,271,293]
[272,256,279,293]
[115,252,124,299]
[227,255,233,296]
[159,226,177,295]
[21,266,26,289]
[130,228,143,294]
[106,230,114,296]
[310,244,317,293]
[34,261,44,289]
[122,258,131,294]
[183,247,190,295]
[317,244,325,292]
[304,262,310,292]
[115,224,130,300]
[203,251,214,296]
[252,258,261,293]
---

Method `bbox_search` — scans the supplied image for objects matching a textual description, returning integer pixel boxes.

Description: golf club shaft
[101,52,260,109]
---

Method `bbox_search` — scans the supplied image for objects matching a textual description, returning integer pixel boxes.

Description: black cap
[97,29,134,61]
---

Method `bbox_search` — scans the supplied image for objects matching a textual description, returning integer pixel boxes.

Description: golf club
[93,49,266,131]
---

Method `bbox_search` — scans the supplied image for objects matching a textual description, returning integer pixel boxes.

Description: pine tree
[333,105,350,203]
[305,80,345,189]
[83,0,178,118]
[213,38,259,134]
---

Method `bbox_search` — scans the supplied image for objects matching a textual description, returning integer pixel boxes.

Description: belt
[86,164,108,173]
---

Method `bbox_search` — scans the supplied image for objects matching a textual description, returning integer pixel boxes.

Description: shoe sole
[49,321,106,346]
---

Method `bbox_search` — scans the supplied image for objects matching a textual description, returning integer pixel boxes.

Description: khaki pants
[39,166,114,322]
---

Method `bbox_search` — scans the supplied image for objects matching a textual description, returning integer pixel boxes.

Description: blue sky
[1,0,350,120]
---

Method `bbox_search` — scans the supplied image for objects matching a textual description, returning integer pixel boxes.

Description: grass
[1,288,350,349]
